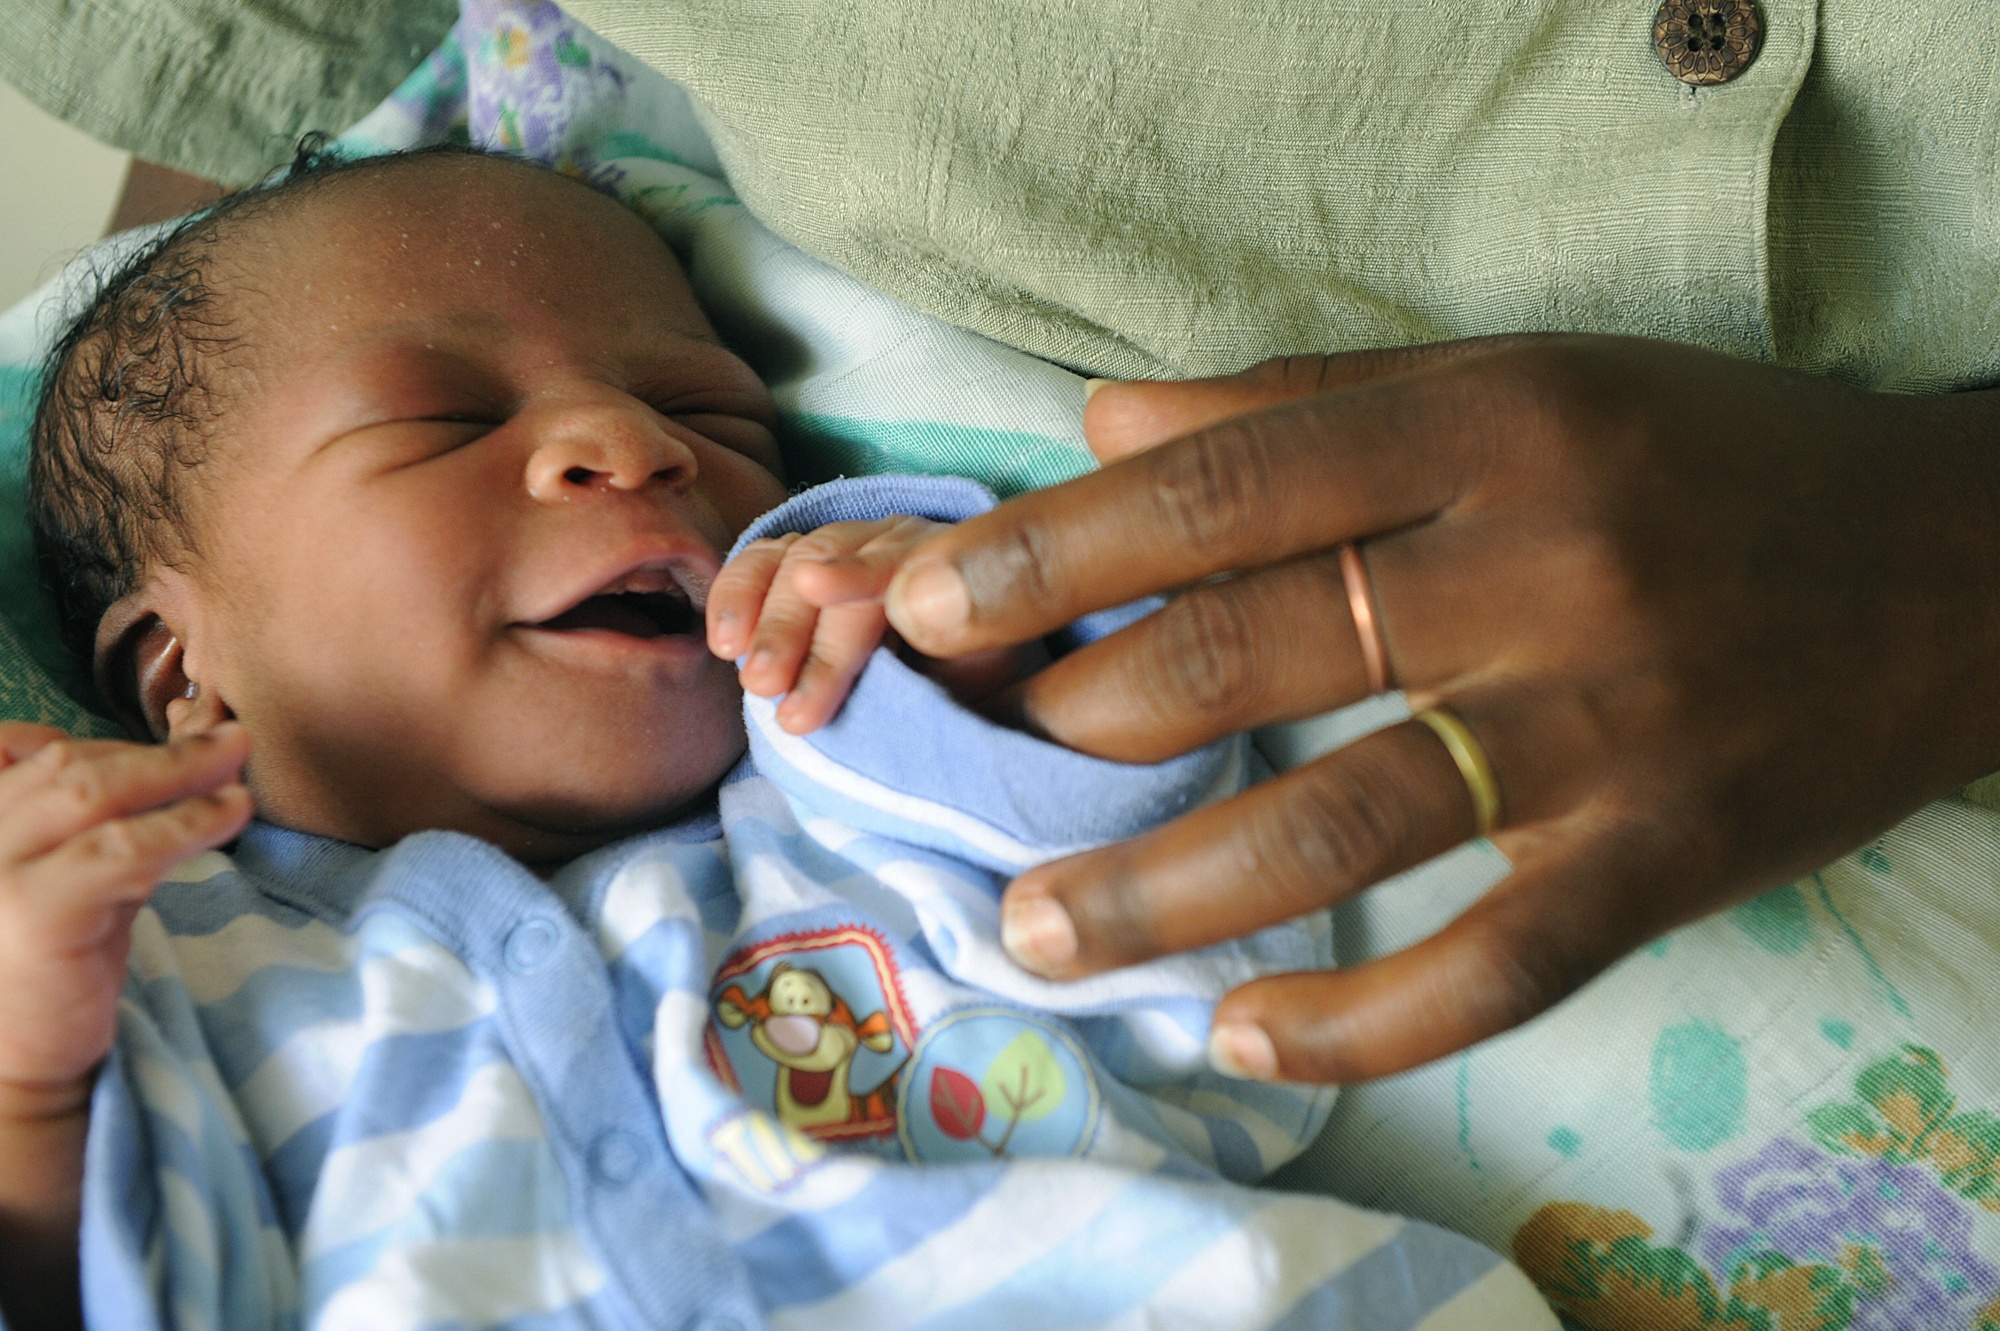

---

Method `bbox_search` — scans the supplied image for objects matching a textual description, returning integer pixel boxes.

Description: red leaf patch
[930,1066,985,1140]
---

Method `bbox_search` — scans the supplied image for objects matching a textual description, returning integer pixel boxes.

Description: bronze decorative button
[1654,0,1762,85]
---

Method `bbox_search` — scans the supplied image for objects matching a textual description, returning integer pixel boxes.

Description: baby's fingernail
[33,740,69,767]
[1207,1022,1279,1081]
[895,562,969,635]
[1001,895,1076,974]
[1083,377,1115,401]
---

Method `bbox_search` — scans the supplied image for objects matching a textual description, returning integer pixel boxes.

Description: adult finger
[14,785,253,947]
[1205,828,1663,1083]
[1085,340,1538,463]
[774,602,891,734]
[994,550,1370,762]
[885,370,1482,659]
[0,725,251,866]
[999,718,1480,977]
[708,534,800,660]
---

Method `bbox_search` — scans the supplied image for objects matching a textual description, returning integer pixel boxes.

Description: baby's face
[161,156,788,860]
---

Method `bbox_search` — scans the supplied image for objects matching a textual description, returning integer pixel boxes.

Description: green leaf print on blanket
[1518,1045,2000,1330]
[1808,1045,2000,1213]
[1513,1202,1853,1330]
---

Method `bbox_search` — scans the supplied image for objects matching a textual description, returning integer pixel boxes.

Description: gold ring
[1414,707,1501,838]
[1339,543,1393,695]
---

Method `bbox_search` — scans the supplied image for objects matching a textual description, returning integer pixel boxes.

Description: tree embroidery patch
[898,1008,1100,1164]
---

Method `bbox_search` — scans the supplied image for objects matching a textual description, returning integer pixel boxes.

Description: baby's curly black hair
[27,138,510,672]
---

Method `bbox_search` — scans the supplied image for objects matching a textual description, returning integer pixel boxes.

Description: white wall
[0,80,130,310]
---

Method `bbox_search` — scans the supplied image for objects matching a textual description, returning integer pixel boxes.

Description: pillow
[0,294,115,736]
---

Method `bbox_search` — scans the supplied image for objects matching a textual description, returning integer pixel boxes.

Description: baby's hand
[707,516,942,734]
[0,723,251,1108]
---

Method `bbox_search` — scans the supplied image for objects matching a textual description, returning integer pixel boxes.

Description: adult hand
[883,335,2000,1083]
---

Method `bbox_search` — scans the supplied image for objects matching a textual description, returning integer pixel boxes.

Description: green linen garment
[0,0,456,187]
[7,0,1997,388]
[560,0,2000,392]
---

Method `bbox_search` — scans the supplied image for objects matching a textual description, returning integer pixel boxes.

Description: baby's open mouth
[530,561,708,640]
[538,589,696,638]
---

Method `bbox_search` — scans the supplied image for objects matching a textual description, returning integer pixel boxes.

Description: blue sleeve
[732,476,1245,873]
[728,473,1000,541]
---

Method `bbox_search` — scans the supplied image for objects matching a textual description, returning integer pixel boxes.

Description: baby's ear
[94,582,222,742]
[94,600,183,742]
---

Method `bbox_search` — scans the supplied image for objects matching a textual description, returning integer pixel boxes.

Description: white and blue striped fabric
[70,480,1557,1330]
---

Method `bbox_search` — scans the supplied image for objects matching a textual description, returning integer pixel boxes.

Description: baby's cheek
[706,451,791,538]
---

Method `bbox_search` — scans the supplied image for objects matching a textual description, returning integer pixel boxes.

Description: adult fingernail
[895,561,970,635]
[1208,1022,1279,1081]
[1002,895,1077,974]
[1083,377,1115,401]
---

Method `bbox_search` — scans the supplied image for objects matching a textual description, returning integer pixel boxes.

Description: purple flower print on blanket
[461,0,629,166]
[1516,1046,2000,1330]
[1702,1136,2000,1331]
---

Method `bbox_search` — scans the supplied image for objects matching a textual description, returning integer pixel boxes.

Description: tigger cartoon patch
[706,927,914,1143]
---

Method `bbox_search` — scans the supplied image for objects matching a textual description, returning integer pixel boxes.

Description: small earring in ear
[183,681,199,700]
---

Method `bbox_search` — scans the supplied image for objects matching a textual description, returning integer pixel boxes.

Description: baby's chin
[459,734,747,865]
[486,776,732,865]
[242,718,747,868]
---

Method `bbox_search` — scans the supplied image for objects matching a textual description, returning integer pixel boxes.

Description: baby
[1,146,1517,1331]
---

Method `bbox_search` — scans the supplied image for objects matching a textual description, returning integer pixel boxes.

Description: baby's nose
[524,397,698,500]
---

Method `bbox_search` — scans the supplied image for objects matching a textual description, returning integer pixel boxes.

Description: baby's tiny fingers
[791,556,894,606]
[0,723,69,766]
[793,517,942,606]
[0,725,251,866]
[775,603,891,734]
[15,784,253,945]
[708,534,799,659]
[739,567,822,698]
[0,730,126,809]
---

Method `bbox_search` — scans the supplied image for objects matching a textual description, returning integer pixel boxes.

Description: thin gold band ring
[1413,706,1502,838]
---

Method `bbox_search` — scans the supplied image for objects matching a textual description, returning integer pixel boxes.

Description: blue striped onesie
[70,478,1551,1331]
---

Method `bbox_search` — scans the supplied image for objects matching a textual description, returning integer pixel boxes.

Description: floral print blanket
[1273,784,2000,1331]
